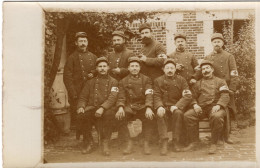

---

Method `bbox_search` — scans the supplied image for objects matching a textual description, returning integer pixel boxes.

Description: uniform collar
[213,48,223,54]
[202,74,214,80]
[77,48,88,53]
[176,48,185,53]
[130,73,141,79]
[164,74,177,80]
[97,74,109,79]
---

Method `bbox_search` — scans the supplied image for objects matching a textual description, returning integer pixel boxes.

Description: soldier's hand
[176,63,184,71]
[157,106,166,118]
[193,104,202,115]
[145,107,154,120]
[77,107,85,114]
[139,54,147,62]
[194,65,201,71]
[95,107,104,117]
[157,54,167,59]
[170,106,178,113]
[87,73,94,78]
[115,107,125,120]
[190,79,197,84]
[212,105,221,113]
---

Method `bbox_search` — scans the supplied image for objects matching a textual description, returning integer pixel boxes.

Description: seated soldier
[115,56,155,155]
[154,58,192,156]
[183,60,230,154]
[76,57,119,156]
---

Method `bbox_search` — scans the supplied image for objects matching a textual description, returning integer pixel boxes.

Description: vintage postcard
[2,2,259,168]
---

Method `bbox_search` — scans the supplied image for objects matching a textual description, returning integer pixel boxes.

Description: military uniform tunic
[77,75,118,142]
[184,76,230,144]
[63,49,97,125]
[140,39,166,80]
[204,49,238,92]
[154,74,192,140]
[168,50,199,82]
[116,73,154,141]
[108,47,134,81]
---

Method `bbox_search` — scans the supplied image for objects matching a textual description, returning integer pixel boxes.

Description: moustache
[167,72,173,75]
[203,71,210,75]
[80,45,86,47]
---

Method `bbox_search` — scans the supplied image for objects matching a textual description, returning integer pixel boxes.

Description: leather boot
[225,137,234,144]
[81,141,93,154]
[144,141,151,155]
[182,142,197,152]
[160,139,168,156]
[103,140,110,156]
[172,139,181,152]
[123,139,133,155]
[208,144,217,154]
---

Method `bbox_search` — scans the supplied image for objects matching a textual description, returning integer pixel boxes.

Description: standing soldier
[108,30,134,81]
[115,57,155,155]
[63,32,97,137]
[184,60,230,154]
[138,23,167,80]
[77,57,119,156]
[154,58,192,155]
[168,33,200,85]
[204,33,239,143]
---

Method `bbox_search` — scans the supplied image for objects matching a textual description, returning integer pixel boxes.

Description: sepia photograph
[2,2,259,168]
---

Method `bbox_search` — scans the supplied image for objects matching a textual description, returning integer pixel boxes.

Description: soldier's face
[175,38,186,51]
[75,37,88,52]
[140,29,152,44]
[112,35,125,52]
[128,62,141,75]
[96,62,109,75]
[163,63,176,77]
[201,64,214,78]
[212,39,224,52]
[113,35,125,45]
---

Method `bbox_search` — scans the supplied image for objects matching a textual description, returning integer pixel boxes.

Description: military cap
[174,32,186,41]
[75,32,87,38]
[96,56,109,66]
[128,56,141,64]
[200,60,213,68]
[163,58,176,66]
[211,33,224,42]
[139,23,152,32]
[112,30,128,39]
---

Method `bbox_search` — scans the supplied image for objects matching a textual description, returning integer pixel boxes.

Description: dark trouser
[77,108,116,143]
[117,108,155,142]
[184,105,226,144]
[68,98,77,127]
[157,109,185,141]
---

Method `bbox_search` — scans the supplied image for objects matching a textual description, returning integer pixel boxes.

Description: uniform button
[80,60,83,62]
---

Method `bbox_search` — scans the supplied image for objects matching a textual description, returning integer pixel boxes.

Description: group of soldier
[63,23,239,157]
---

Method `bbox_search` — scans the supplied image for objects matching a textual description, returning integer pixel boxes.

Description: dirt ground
[44,123,255,163]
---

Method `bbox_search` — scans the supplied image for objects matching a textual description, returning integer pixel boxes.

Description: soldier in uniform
[108,30,134,81]
[154,58,192,155]
[115,56,155,155]
[184,60,230,154]
[168,33,200,85]
[203,33,239,143]
[138,23,167,80]
[63,32,97,134]
[77,57,119,156]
